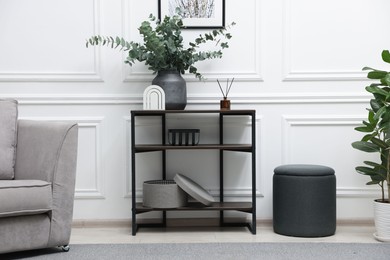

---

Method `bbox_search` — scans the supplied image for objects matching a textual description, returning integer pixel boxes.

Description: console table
[130,110,256,235]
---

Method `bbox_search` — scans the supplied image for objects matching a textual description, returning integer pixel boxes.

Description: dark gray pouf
[273,164,336,237]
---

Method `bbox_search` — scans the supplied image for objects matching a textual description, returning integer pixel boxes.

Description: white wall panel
[0,0,101,81]
[75,119,105,199]
[283,0,390,81]
[282,115,380,197]
[19,116,105,199]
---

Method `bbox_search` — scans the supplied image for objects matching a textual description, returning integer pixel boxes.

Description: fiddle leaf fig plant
[352,50,390,202]
[86,12,235,80]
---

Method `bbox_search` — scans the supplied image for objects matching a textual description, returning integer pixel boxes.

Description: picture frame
[158,0,225,29]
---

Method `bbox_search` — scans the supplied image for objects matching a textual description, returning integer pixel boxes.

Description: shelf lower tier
[134,144,252,152]
[135,202,253,214]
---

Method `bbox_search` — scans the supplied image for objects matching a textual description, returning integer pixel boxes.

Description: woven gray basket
[143,180,187,208]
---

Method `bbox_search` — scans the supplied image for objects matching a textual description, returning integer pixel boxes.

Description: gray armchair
[0,99,78,254]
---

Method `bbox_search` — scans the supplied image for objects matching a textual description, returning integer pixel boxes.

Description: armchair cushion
[0,180,52,218]
[0,99,18,179]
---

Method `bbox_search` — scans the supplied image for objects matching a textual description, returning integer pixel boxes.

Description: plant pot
[373,199,390,242]
[152,70,187,110]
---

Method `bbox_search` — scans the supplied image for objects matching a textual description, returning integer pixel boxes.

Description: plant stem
[387,149,390,201]
[382,151,390,202]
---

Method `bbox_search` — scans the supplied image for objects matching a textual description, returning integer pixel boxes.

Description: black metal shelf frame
[130,110,256,235]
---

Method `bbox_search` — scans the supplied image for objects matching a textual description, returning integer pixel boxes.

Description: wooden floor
[70,220,379,244]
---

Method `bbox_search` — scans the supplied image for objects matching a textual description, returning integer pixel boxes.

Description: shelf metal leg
[219,114,224,227]
[131,112,137,235]
[251,112,256,235]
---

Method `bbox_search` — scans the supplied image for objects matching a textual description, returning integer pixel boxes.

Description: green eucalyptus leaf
[221,42,229,48]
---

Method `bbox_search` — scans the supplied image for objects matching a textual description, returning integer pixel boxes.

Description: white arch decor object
[143,85,165,110]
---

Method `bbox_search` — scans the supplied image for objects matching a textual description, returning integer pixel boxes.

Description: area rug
[2,242,390,260]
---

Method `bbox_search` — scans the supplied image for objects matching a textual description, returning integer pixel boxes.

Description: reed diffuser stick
[226,77,234,98]
[217,77,235,98]
[217,79,225,98]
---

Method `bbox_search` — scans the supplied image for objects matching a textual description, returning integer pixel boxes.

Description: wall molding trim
[281,115,365,163]
[337,187,381,198]
[2,92,370,105]
[74,118,105,199]
[281,115,379,198]
[282,0,368,82]
[19,116,106,199]
[0,0,102,82]
[0,71,103,82]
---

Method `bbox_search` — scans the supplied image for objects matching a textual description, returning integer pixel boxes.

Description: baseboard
[336,218,374,226]
[72,219,131,228]
[72,218,374,228]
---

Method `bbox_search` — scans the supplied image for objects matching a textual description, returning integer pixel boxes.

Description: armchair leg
[61,245,70,252]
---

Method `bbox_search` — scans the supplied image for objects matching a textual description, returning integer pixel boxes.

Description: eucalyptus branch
[86,12,235,80]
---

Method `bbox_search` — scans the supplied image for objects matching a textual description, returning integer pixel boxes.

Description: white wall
[1,0,389,221]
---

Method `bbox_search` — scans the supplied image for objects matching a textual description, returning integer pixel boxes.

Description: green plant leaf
[370,99,382,112]
[366,85,389,97]
[354,126,373,133]
[361,133,377,142]
[363,161,384,168]
[373,106,387,121]
[366,180,381,185]
[384,73,390,86]
[367,70,387,79]
[356,166,378,176]
[352,141,380,152]
[369,110,377,124]
[382,50,390,63]
[371,137,387,149]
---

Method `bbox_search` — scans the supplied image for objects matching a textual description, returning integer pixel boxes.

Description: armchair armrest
[14,120,78,246]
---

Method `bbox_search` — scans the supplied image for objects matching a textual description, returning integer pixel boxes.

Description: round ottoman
[273,164,336,237]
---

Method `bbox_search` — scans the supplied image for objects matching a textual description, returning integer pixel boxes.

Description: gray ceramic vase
[152,70,187,110]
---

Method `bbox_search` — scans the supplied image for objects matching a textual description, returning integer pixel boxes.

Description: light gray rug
[2,242,389,260]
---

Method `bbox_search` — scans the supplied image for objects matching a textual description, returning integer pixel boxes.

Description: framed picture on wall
[158,0,225,29]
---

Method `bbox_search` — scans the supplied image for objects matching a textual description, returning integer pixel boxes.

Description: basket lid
[174,173,214,206]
